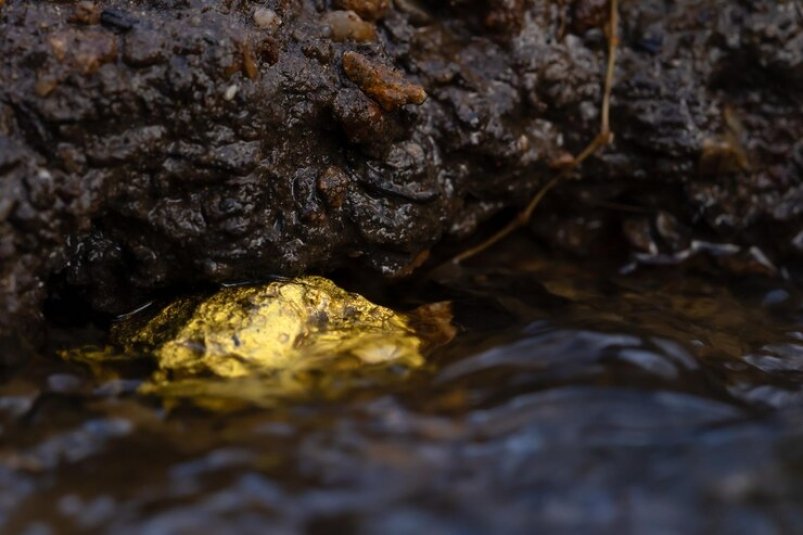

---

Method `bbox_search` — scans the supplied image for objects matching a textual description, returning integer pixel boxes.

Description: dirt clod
[342,51,426,111]
[0,0,801,359]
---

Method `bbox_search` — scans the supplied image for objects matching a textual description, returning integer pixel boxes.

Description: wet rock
[334,0,389,22]
[0,0,802,356]
[62,276,453,409]
[323,11,377,43]
[342,51,426,111]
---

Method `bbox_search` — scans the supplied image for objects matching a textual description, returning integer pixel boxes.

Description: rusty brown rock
[342,51,426,111]
[333,0,389,21]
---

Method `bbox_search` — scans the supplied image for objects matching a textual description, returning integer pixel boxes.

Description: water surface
[3,241,803,534]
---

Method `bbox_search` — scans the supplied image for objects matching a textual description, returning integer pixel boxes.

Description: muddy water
[3,241,803,534]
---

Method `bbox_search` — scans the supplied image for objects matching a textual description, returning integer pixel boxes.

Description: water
[3,239,803,534]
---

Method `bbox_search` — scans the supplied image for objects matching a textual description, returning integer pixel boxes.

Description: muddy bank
[1,0,802,355]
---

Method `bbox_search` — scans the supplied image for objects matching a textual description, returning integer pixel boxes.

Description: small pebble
[334,0,389,21]
[254,8,281,31]
[224,84,239,101]
[324,10,376,43]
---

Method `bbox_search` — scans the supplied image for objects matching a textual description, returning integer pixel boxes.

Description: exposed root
[451,0,619,265]
[556,0,568,41]
[600,0,618,137]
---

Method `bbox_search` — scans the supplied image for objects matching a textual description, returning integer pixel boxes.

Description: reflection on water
[3,239,803,533]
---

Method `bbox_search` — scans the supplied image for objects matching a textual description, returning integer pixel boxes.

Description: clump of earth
[1,0,801,359]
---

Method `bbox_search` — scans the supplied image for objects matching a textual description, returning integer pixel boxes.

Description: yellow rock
[65,276,453,409]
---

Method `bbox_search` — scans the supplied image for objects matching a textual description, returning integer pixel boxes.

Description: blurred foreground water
[3,239,803,534]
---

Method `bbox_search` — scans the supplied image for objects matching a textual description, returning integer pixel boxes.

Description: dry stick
[451,0,619,265]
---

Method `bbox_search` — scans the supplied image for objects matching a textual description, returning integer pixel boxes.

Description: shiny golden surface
[64,276,452,409]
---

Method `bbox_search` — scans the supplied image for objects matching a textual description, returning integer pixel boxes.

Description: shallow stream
[3,239,803,534]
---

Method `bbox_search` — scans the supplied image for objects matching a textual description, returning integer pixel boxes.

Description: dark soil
[1,0,802,359]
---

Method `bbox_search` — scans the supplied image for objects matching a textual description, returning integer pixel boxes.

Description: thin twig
[451,174,562,264]
[601,0,618,137]
[451,0,619,265]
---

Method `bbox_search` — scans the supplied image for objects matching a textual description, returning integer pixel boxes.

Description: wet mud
[1,1,802,356]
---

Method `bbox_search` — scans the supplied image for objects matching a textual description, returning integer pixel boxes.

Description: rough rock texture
[1,0,802,353]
